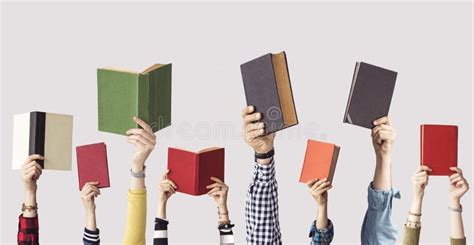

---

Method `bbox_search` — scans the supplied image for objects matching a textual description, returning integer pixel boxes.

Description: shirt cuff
[18,213,39,228]
[367,182,401,211]
[309,219,334,235]
[154,217,169,230]
[252,159,276,183]
[128,188,147,199]
[83,227,100,243]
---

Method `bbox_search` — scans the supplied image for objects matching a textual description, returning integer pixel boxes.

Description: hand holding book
[241,106,275,163]
[126,116,157,169]
[371,116,396,160]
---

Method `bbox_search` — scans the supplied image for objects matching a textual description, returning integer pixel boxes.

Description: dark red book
[167,147,224,196]
[420,125,458,176]
[76,142,110,190]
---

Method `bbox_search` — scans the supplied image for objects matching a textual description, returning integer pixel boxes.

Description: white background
[1,1,472,244]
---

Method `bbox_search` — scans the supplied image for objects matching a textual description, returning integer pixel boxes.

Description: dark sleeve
[219,223,235,245]
[83,227,100,245]
[153,218,169,245]
[309,219,334,244]
[17,214,39,245]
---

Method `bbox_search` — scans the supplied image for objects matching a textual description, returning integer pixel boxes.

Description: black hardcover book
[343,62,398,129]
[240,51,298,135]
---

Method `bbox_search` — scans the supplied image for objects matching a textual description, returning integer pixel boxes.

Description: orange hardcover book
[299,140,340,184]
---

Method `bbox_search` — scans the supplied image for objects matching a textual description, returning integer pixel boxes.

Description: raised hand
[81,182,101,213]
[371,116,396,160]
[207,177,230,223]
[126,116,157,169]
[412,165,431,200]
[241,106,275,157]
[307,178,332,207]
[448,167,470,203]
[158,169,177,204]
[21,155,43,193]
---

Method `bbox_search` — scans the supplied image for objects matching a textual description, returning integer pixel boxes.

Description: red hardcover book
[299,140,340,184]
[167,147,225,196]
[420,125,458,176]
[76,142,110,190]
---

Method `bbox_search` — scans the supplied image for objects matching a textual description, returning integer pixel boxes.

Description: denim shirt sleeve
[361,182,401,245]
[309,219,334,244]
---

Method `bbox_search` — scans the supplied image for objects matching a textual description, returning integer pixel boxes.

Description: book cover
[420,124,458,176]
[76,142,110,190]
[240,51,298,135]
[343,62,397,129]
[167,147,225,196]
[299,140,340,184]
[12,111,73,170]
[97,63,172,135]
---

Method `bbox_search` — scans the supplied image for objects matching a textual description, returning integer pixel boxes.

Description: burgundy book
[167,147,224,196]
[76,142,110,190]
[420,124,458,176]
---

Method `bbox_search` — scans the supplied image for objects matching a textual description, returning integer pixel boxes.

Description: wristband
[22,203,38,212]
[130,165,146,178]
[408,211,421,217]
[255,148,274,161]
[448,205,462,212]
[218,222,234,229]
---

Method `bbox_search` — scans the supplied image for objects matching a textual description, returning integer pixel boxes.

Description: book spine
[195,154,200,195]
[137,74,150,128]
[29,112,46,168]
[420,125,424,165]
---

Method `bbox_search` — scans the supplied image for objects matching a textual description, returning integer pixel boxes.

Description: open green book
[97,64,172,135]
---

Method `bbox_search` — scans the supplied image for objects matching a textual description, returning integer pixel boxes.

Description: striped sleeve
[219,223,235,245]
[83,228,100,245]
[153,218,168,245]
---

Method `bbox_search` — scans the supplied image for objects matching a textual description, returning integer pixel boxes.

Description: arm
[448,167,469,245]
[361,117,399,244]
[123,117,156,245]
[18,155,43,245]
[402,165,431,245]
[241,106,281,244]
[206,177,235,245]
[154,169,176,245]
[81,182,101,245]
[307,178,334,244]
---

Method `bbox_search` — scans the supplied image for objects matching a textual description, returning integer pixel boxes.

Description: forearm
[157,201,166,220]
[23,190,37,218]
[408,196,423,222]
[316,204,328,229]
[86,210,97,231]
[372,156,391,190]
[449,199,465,239]
[218,204,230,224]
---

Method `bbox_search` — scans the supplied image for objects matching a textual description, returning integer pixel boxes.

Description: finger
[449,173,461,181]
[247,128,265,140]
[126,128,156,142]
[243,113,261,124]
[206,182,222,189]
[315,181,331,191]
[306,179,318,188]
[450,176,463,184]
[372,124,393,137]
[456,180,466,188]
[127,134,154,146]
[449,167,463,175]
[133,116,153,133]
[311,179,327,191]
[317,186,333,194]
[24,154,45,164]
[210,177,224,184]
[373,116,390,126]
[162,169,170,180]
[162,179,177,189]
[246,122,265,133]
[127,138,145,148]
[241,106,255,117]
[419,165,432,173]
[207,187,221,196]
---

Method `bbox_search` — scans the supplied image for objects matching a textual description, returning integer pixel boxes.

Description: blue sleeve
[309,219,334,244]
[361,182,400,245]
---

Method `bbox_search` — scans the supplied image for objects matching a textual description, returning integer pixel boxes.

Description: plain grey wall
[1,1,472,244]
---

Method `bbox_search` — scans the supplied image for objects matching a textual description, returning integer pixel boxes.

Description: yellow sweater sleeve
[123,188,147,245]
[402,225,421,245]
[451,237,466,245]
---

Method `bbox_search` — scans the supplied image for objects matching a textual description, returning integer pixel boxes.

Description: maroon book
[420,125,458,176]
[76,142,110,190]
[167,147,224,196]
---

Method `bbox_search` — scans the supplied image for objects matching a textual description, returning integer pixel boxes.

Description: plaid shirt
[17,214,39,245]
[245,160,282,244]
[309,219,334,244]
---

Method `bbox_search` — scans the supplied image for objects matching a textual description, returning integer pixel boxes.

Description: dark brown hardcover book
[240,51,298,135]
[343,62,397,129]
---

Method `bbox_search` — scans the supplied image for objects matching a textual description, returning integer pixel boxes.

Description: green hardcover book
[97,64,172,135]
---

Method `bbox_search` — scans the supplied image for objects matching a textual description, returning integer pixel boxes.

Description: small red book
[299,140,340,184]
[167,147,224,196]
[420,124,458,176]
[76,142,110,190]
